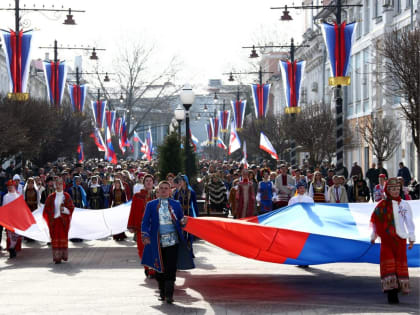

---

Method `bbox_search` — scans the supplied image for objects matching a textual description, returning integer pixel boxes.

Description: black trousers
[0,225,3,244]
[155,244,178,283]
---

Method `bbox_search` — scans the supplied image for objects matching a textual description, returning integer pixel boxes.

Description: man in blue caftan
[141,181,194,304]
[257,168,276,213]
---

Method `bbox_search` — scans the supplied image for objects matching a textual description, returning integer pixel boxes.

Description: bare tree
[358,115,400,165]
[376,27,420,179]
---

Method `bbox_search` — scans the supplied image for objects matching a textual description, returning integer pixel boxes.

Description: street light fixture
[249,45,259,58]
[179,84,195,180]
[203,104,208,112]
[63,8,76,25]
[213,91,219,103]
[174,104,185,139]
[104,72,110,82]
[280,5,293,21]
[119,93,124,103]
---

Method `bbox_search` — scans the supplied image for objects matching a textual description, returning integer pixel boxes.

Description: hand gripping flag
[1,30,33,94]
[105,110,116,134]
[259,132,278,160]
[228,121,241,155]
[231,100,246,131]
[321,21,357,86]
[43,60,68,107]
[68,84,87,113]
[210,117,220,141]
[241,141,248,169]
[206,123,213,145]
[105,126,117,164]
[219,110,230,133]
[279,60,306,114]
[90,128,106,152]
[77,142,84,163]
[251,84,271,119]
[91,100,107,129]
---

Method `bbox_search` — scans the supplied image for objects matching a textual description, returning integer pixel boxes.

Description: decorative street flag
[219,110,230,133]
[119,137,126,154]
[259,132,278,160]
[105,110,116,134]
[251,84,271,119]
[210,117,220,141]
[228,121,241,155]
[43,60,68,107]
[216,138,227,150]
[206,124,213,145]
[231,100,246,131]
[119,117,129,148]
[279,60,306,114]
[241,141,248,169]
[145,128,153,161]
[91,100,106,129]
[68,84,87,113]
[1,30,33,96]
[114,117,122,137]
[77,142,84,163]
[90,128,106,152]
[133,130,141,143]
[105,126,117,164]
[321,22,357,86]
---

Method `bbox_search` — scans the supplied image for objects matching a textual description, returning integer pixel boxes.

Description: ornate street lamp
[180,84,195,180]
[174,104,185,140]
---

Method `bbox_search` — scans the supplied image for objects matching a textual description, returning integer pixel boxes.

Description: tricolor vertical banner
[114,117,122,137]
[1,30,33,95]
[279,60,305,114]
[231,100,246,131]
[146,128,153,161]
[210,117,220,142]
[206,123,213,145]
[105,126,117,164]
[43,61,68,108]
[68,84,87,113]
[91,100,107,129]
[321,22,356,86]
[219,110,230,133]
[77,142,84,163]
[251,84,271,119]
[105,110,116,134]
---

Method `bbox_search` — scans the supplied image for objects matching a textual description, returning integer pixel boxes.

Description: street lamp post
[174,104,185,141]
[180,84,195,180]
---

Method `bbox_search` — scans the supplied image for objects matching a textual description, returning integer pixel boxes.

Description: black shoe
[297,265,309,268]
[8,249,16,259]
[158,280,165,301]
[387,289,399,304]
[165,281,174,304]
[54,261,61,264]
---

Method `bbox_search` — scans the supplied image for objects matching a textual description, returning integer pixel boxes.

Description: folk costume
[327,184,349,203]
[23,179,39,212]
[128,188,156,276]
[257,179,276,213]
[68,177,87,208]
[43,191,75,263]
[370,178,416,304]
[141,198,194,303]
[274,173,296,208]
[309,178,328,203]
[288,182,314,206]
[374,183,386,202]
[87,178,105,209]
[2,181,22,258]
[205,175,227,214]
[110,180,128,241]
[236,178,255,218]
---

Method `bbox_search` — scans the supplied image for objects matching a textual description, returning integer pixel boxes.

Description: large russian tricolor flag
[279,60,305,114]
[43,61,68,107]
[91,100,106,129]
[69,84,87,113]
[231,100,246,131]
[184,201,420,267]
[251,83,271,119]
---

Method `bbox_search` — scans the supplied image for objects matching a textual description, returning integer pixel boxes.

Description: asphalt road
[0,236,418,315]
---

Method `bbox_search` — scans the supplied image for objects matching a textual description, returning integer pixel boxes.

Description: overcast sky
[1,0,305,88]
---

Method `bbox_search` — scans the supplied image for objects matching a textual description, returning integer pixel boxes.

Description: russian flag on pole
[69,84,87,113]
[114,117,122,137]
[90,128,106,152]
[120,118,129,147]
[105,110,116,134]
[219,110,230,133]
[210,117,220,141]
[43,60,68,108]
[241,141,248,169]
[259,132,278,160]
[231,100,246,131]
[206,123,213,145]
[321,22,357,86]
[1,30,33,94]
[228,121,241,155]
[133,130,141,143]
[251,84,271,119]
[279,60,305,114]
[190,129,199,152]
[105,126,117,164]
[91,100,107,129]
[144,128,153,161]
[77,142,84,163]
[216,138,227,150]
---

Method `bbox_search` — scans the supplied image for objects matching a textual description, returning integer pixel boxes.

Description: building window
[356,101,361,114]
[363,100,370,112]
[374,0,382,19]
[355,52,361,102]
[362,48,370,101]
[395,0,402,14]
[356,6,362,39]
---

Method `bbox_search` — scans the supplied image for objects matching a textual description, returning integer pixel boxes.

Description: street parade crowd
[0,157,418,304]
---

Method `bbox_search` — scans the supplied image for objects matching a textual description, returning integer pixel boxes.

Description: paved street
[0,236,418,315]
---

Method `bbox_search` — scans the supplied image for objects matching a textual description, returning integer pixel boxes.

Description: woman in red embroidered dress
[370,177,415,304]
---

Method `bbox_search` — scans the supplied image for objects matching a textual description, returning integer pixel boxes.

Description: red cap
[379,174,386,179]
[6,180,14,187]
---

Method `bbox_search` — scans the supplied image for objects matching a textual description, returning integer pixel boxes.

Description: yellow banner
[328,76,351,86]
[8,93,29,101]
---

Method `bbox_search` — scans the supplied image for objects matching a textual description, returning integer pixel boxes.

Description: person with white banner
[43,177,75,264]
